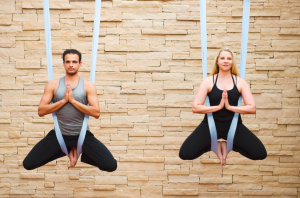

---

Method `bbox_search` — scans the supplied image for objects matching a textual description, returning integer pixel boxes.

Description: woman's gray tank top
[52,77,89,136]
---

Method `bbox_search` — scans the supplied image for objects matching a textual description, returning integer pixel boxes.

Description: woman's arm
[192,77,225,114]
[224,78,256,114]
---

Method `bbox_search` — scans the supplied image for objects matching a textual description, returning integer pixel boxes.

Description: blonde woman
[179,48,266,166]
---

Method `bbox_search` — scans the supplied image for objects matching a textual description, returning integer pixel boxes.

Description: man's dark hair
[62,49,82,62]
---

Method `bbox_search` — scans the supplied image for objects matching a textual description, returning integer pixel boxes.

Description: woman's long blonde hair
[210,48,239,76]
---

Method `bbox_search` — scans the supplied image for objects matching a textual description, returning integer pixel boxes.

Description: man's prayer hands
[63,81,75,104]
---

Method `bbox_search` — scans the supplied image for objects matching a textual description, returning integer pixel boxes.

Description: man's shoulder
[49,78,60,84]
[83,79,95,89]
[46,78,60,88]
[83,79,93,85]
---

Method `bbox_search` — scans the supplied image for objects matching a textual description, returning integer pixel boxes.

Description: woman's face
[217,51,233,72]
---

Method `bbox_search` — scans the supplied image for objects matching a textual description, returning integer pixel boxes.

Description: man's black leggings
[23,130,117,172]
[179,122,267,160]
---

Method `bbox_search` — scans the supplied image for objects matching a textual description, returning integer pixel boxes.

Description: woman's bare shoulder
[235,76,248,85]
[202,75,215,83]
[200,75,215,92]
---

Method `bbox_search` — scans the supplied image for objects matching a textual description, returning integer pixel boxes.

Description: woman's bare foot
[217,142,223,165]
[220,141,227,166]
[217,141,227,166]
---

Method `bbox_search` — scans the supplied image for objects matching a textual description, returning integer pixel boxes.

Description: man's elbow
[38,108,44,117]
[93,111,100,119]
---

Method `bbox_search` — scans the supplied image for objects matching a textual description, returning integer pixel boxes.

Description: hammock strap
[43,0,102,158]
[199,0,251,154]
[227,0,250,154]
[77,0,102,157]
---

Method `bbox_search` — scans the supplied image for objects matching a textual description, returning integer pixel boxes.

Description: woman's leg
[23,130,65,170]
[179,122,211,160]
[81,131,117,172]
[233,123,267,160]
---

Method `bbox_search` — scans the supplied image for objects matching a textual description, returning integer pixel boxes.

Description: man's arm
[38,79,68,117]
[68,81,100,119]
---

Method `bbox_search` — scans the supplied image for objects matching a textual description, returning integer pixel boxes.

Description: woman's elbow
[251,105,256,114]
[192,105,199,114]
[192,106,196,114]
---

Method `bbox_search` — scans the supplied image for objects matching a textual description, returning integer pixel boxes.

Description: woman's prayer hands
[222,89,231,111]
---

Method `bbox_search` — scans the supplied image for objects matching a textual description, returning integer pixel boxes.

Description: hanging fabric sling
[43,0,102,157]
[199,0,251,154]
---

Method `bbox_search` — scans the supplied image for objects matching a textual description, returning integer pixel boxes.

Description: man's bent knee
[102,159,117,172]
[23,159,35,170]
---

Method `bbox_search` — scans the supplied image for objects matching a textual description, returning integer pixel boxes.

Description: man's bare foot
[69,149,74,167]
[68,147,78,167]
[72,147,78,167]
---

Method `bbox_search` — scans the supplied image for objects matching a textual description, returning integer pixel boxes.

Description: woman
[179,48,267,166]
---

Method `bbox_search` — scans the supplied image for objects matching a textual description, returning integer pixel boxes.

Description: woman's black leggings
[179,122,267,160]
[23,130,117,172]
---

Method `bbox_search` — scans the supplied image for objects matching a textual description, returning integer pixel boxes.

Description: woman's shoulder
[204,74,217,82]
[232,75,249,92]
[202,75,215,85]
[200,75,216,93]
[234,75,247,85]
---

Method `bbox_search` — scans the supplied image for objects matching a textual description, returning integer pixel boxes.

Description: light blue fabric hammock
[43,0,102,157]
[199,0,251,154]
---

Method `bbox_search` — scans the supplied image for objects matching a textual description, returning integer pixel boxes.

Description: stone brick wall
[0,0,299,197]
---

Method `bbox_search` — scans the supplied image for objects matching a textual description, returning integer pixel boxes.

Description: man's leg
[81,131,117,172]
[23,130,65,170]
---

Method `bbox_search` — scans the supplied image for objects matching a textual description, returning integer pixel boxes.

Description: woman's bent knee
[251,148,267,160]
[256,150,267,160]
[179,149,193,160]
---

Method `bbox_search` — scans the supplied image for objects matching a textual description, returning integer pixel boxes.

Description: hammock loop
[199,0,251,154]
[43,0,102,158]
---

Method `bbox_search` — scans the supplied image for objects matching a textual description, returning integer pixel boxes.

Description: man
[23,49,117,172]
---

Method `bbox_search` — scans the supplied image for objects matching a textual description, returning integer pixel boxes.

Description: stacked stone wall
[0,0,299,197]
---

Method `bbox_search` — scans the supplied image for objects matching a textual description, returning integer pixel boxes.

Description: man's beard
[66,70,78,75]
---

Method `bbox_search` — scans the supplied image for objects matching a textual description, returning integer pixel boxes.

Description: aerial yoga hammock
[179,0,267,163]
[200,0,250,154]
[43,0,101,158]
[23,0,117,172]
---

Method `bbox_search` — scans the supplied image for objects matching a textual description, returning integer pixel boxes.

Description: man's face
[63,54,81,75]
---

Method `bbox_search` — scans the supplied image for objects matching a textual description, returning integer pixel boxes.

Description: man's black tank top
[202,74,242,126]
